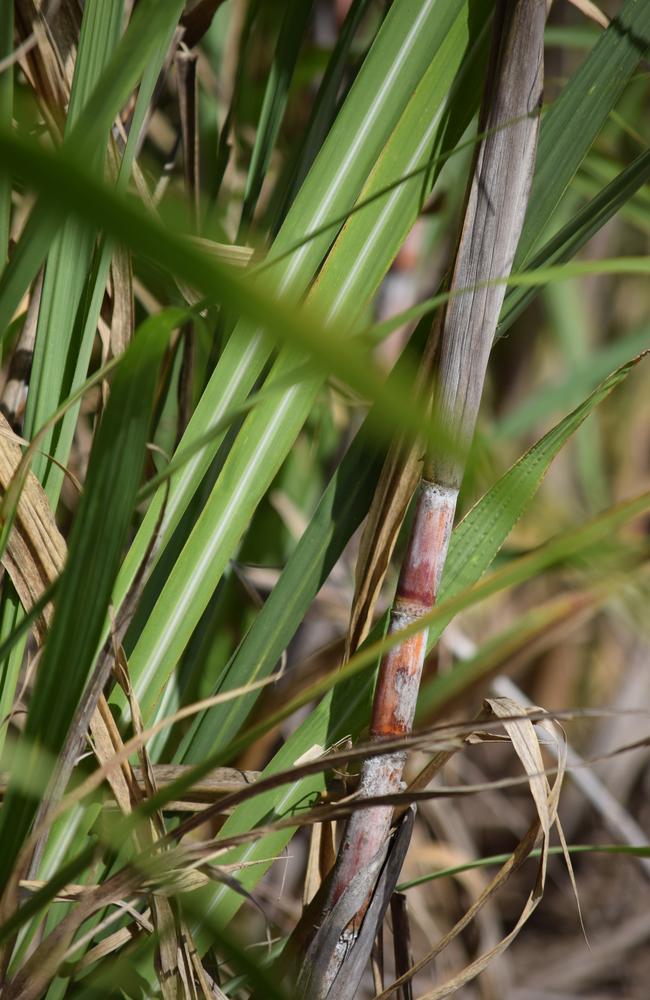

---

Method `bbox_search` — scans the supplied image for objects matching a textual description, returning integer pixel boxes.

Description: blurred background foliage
[0,0,648,997]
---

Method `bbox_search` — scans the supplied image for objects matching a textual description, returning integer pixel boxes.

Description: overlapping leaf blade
[121,0,489,729]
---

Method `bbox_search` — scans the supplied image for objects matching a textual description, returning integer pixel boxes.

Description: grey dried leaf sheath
[430,0,544,488]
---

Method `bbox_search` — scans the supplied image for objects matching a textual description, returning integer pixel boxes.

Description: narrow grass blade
[23,0,124,490]
[40,3,185,504]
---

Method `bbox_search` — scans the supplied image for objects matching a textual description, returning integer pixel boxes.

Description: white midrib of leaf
[325,97,449,319]
[133,380,308,707]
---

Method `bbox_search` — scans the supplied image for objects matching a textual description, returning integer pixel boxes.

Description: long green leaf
[106,0,475,659]
[121,0,489,728]
[23,0,124,493]
[0,312,172,889]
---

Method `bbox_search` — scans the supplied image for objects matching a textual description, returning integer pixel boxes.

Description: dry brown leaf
[0,762,260,808]
[374,696,568,1000]
[303,823,325,907]
[14,0,82,137]
[4,867,142,1000]
[88,696,135,816]
[109,242,135,358]
[0,412,67,638]
[567,0,609,29]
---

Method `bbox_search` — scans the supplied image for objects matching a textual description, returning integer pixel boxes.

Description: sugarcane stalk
[296,2,545,996]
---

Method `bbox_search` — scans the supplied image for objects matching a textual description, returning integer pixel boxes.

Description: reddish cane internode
[319,482,458,915]
[372,480,457,738]
[393,480,458,614]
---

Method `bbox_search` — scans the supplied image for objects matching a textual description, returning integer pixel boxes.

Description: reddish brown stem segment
[326,482,457,915]
[372,481,457,736]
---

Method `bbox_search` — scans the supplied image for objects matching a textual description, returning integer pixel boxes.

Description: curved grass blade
[397,844,650,891]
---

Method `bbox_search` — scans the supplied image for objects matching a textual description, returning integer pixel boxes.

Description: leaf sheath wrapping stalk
[429,0,544,489]
[298,3,546,995]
